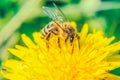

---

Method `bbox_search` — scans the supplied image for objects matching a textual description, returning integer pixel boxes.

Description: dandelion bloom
[1,23,120,80]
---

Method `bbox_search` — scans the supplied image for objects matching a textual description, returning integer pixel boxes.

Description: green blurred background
[0,0,120,79]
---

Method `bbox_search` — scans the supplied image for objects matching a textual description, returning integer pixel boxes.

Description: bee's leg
[71,44,74,54]
[45,33,51,49]
[58,36,62,53]
[51,30,61,48]
[58,36,61,48]
[65,34,69,43]
[76,34,80,49]
[51,29,61,50]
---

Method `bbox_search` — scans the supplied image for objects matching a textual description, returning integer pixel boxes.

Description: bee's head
[64,22,75,34]
[65,27,75,35]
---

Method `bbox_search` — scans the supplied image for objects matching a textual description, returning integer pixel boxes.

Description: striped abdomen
[41,24,53,39]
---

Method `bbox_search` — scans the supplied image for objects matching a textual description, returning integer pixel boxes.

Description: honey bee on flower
[40,3,80,48]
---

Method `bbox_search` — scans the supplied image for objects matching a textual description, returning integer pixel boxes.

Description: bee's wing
[42,3,67,22]
[42,6,57,21]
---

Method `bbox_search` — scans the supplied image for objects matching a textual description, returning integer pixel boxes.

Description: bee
[41,3,80,49]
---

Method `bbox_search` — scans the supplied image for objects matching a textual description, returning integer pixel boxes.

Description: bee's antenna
[53,2,68,22]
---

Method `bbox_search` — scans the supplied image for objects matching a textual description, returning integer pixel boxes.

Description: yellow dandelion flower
[1,23,120,80]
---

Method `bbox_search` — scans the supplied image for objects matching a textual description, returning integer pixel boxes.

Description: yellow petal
[80,23,88,46]
[21,34,36,48]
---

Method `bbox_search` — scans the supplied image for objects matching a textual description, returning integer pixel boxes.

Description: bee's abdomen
[41,24,53,38]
